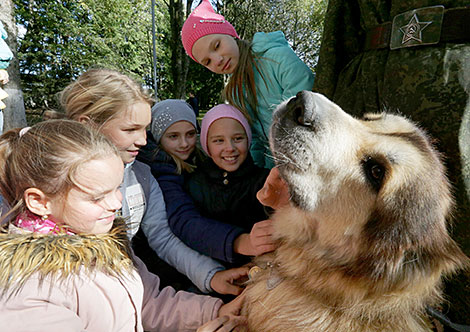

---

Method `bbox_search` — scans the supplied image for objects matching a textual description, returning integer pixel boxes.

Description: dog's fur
[241,92,469,332]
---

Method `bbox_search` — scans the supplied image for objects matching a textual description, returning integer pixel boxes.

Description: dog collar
[248,261,284,290]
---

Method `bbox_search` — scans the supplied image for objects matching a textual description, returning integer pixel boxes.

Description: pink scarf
[13,210,75,235]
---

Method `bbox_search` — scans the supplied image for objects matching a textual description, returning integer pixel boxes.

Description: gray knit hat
[151,99,198,143]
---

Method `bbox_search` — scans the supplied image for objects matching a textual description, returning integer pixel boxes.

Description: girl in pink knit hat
[181,0,315,169]
[183,104,275,260]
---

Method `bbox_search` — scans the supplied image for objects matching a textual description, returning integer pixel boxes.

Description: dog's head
[270,91,466,286]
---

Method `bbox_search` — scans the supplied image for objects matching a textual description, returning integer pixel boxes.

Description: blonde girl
[60,68,243,296]
[181,0,315,169]
[0,120,241,331]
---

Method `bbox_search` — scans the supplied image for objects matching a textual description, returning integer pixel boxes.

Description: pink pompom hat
[181,0,239,62]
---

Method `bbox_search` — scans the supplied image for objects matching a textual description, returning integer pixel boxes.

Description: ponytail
[223,39,268,124]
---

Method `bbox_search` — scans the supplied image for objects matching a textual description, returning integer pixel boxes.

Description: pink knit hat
[200,104,252,156]
[181,0,239,62]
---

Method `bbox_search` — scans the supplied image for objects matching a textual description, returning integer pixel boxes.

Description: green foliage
[14,0,162,110]
[223,0,327,69]
[186,60,224,110]
[13,0,326,112]
[151,0,174,100]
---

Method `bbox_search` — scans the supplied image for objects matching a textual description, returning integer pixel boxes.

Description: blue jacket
[122,160,224,293]
[139,141,246,264]
[248,31,315,169]
[0,22,12,70]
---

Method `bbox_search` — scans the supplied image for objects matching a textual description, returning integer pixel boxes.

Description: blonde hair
[60,68,153,126]
[161,146,201,175]
[42,109,64,121]
[0,120,119,224]
[223,39,268,123]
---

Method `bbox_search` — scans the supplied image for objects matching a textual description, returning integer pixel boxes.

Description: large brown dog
[241,91,469,332]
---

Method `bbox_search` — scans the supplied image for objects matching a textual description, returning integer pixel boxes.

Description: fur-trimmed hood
[0,219,135,296]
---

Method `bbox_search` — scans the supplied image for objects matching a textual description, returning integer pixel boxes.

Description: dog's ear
[357,176,466,286]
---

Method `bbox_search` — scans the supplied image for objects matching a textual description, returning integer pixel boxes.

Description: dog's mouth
[269,91,357,210]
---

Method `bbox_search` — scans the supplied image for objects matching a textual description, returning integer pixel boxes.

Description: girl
[0,120,243,331]
[140,99,275,269]
[181,104,271,260]
[60,68,240,296]
[181,0,315,169]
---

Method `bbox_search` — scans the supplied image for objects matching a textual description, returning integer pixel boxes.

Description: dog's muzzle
[286,90,318,127]
[271,90,321,153]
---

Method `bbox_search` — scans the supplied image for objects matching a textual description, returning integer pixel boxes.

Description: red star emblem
[400,13,432,44]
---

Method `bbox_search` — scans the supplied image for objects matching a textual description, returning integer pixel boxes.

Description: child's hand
[197,315,246,332]
[248,219,276,255]
[210,266,249,295]
[0,70,9,85]
[197,291,247,331]
[256,167,289,210]
[234,220,276,256]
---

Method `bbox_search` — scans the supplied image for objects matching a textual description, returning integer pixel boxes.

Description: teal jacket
[0,22,12,70]
[248,31,315,169]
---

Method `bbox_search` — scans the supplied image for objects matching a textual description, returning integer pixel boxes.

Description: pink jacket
[0,223,222,331]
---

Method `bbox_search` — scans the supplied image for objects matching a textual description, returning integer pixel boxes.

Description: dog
[241,91,469,332]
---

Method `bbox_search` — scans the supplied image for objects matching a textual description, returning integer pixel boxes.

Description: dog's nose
[288,90,316,127]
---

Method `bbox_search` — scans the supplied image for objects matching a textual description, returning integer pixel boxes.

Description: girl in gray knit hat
[139,100,275,282]
[149,99,202,174]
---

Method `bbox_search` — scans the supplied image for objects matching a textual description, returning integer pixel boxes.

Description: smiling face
[160,120,197,161]
[192,34,239,74]
[100,102,151,164]
[207,117,248,172]
[48,154,124,234]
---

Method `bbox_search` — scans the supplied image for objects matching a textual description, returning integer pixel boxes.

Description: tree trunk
[0,0,27,130]
[168,0,191,99]
[182,0,192,97]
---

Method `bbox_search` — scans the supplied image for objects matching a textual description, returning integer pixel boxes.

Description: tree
[0,0,27,130]
[12,0,326,113]
[166,0,189,99]
[223,0,327,69]
[14,0,156,112]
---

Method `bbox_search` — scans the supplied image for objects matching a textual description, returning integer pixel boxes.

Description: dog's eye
[362,157,385,192]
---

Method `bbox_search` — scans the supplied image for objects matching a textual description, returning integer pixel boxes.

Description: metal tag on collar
[390,5,444,50]
[266,262,283,290]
